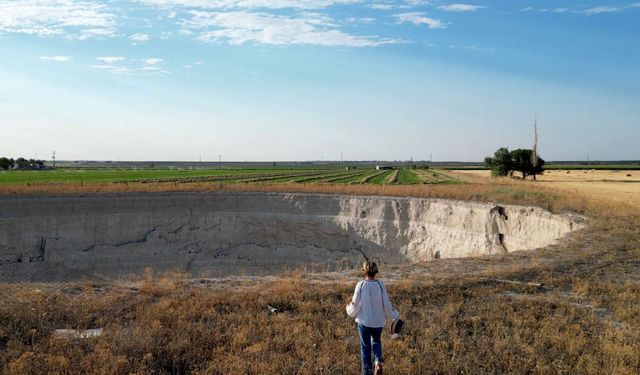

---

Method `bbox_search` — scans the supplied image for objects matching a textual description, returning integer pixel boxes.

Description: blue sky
[1,0,639,161]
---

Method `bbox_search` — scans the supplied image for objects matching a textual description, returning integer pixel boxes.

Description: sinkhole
[0,192,585,282]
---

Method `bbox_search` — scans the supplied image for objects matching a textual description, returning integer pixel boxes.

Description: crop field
[544,164,640,170]
[0,168,460,186]
[441,163,640,171]
[452,169,640,209]
[0,168,272,185]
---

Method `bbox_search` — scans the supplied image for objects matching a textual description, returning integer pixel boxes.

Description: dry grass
[452,169,640,209]
[0,179,591,213]
[1,179,639,374]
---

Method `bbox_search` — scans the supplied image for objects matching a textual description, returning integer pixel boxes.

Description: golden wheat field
[452,169,640,209]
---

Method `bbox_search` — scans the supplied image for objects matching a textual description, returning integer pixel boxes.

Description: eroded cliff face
[0,192,585,281]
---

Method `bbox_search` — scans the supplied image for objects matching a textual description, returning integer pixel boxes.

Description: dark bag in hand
[391,319,404,336]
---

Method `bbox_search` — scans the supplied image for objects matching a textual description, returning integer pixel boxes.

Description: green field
[0,167,466,186]
[413,169,461,184]
[368,170,393,184]
[0,168,300,185]
[396,169,421,184]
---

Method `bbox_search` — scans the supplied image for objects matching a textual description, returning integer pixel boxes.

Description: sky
[0,0,639,162]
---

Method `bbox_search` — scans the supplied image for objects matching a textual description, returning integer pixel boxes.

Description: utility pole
[52,151,56,169]
[340,151,343,166]
[218,154,222,170]
[531,114,539,168]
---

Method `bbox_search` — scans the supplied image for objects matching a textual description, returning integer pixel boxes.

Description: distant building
[376,165,393,170]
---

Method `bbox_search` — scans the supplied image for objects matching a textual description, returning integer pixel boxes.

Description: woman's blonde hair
[362,261,378,277]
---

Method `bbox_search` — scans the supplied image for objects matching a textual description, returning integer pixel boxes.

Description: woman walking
[346,261,400,375]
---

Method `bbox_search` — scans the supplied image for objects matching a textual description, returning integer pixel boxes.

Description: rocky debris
[54,328,103,339]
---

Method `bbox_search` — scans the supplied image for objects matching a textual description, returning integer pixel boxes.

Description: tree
[15,158,30,169]
[484,147,512,177]
[0,157,14,170]
[484,147,545,180]
[511,148,544,180]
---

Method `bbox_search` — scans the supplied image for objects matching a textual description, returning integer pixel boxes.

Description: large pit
[0,192,584,282]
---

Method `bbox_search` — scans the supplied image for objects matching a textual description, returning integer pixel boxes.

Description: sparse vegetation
[1,196,638,374]
[1,174,639,374]
[413,169,460,184]
[387,170,399,184]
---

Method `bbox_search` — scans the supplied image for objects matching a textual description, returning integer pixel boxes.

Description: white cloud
[368,4,394,10]
[96,56,126,63]
[185,11,398,46]
[141,66,169,75]
[144,58,164,65]
[91,64,133,75]
[438,3,484,12]
[130,33,151,42]
[40,56,73,62]
[346,17,375,24]
[394,12,445,29]
[91,59,169,75]
[461,45,494,52]
[0,0,116,39]
[524,3,640,15]
[403,0,430,6]
[137,0,360,9]
[573,2,640,15]
[576,6,620,15]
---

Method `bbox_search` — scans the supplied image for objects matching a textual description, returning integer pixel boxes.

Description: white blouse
[346,279,399,328]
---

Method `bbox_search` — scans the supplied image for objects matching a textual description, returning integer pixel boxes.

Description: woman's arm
[346,281,363,317]
[380,281,400,320]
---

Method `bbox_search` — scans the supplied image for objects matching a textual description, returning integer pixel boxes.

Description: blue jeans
[357,323,383,375]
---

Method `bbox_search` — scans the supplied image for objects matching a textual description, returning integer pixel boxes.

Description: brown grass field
[1,175,639,374]
[452,169,640,209]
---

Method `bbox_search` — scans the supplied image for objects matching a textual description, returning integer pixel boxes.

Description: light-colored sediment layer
[0,192,584,282]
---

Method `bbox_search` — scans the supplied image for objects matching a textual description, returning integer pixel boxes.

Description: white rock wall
[0,193,584,281]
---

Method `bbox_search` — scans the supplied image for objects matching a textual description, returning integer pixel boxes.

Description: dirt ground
[451,169,640,209]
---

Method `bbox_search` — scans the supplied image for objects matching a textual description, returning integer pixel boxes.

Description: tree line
[0,157,47,171]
